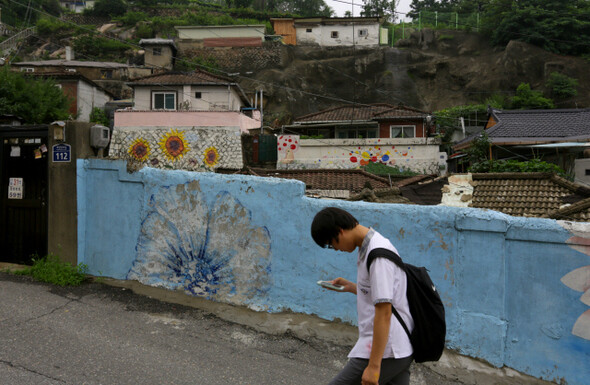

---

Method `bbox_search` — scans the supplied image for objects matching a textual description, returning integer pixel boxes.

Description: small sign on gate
[52,143,71,163]
[8,178,24,199]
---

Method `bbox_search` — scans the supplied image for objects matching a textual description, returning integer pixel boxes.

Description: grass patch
[362,162,419,177]
[13,254,89,286]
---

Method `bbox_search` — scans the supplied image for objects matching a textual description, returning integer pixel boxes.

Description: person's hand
[331,277,357,294]
[361,365,380,385]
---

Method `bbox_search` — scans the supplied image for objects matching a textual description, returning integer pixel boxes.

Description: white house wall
[276,136,447,175]
[134,86,243,111]
[176,26,265,40]
[296,23,380,46]
[76,81,111,122]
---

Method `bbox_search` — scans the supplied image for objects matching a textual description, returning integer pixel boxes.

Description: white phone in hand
[317,280,345,291]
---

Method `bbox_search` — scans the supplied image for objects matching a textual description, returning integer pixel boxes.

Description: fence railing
[0,27,35,55]
[390,12,480,43]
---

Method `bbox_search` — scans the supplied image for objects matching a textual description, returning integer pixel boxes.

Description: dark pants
[328,356,413,385]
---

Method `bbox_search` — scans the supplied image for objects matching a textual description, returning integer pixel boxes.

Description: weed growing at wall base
[14,254,89,286]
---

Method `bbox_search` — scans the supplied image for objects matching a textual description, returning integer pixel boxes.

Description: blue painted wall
[77,159,590,385]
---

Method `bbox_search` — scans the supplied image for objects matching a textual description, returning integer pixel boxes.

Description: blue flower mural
[127,180,272,307]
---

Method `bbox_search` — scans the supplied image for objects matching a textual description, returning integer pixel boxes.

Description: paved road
[0,272,551,385]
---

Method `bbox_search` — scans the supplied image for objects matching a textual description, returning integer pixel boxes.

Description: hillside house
[286,103,433,139]
[110,69,261,171]
[128,69,251,113]
[12,58,150,81]
[139,38,177,71]
[277,104,446,174]
[453,108,590,179]
[271,17,384,46]
[59,0,95,13]
[175,25,266,50]
[28,72,114,122]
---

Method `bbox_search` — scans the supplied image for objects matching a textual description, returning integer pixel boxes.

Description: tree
[86,0,127,18]
[546,72,578,100]
[510,83,554,110]
[481,0,590,55]
[0,67,71,124]
[361,0,398,22]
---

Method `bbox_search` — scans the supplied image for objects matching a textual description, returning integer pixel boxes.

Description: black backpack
[366,248,446,363]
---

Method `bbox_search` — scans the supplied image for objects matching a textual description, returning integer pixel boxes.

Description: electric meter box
[90,125,110,149]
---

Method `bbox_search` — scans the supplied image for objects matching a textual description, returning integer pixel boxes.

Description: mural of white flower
[127,180,272,306]
[559,221,590,340]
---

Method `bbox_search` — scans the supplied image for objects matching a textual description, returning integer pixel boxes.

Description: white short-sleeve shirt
[348,229,414,359]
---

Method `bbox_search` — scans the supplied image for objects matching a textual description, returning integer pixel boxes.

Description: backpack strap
[366,248,411,340]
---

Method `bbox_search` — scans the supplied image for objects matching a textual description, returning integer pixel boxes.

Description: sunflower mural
[128,138,151,162]
[203,146,219,167]
[159,129,190,161]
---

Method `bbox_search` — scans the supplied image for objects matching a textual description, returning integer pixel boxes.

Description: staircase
[0,27,35,56]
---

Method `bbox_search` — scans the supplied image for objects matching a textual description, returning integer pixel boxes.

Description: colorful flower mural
[127,181,272,305]
[203,146,219,167]
[128,138,151,162]
[159,129,189,161]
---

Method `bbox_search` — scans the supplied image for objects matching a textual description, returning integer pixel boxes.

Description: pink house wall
[114,110,261,133]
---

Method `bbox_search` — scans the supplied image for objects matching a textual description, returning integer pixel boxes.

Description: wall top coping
[298,137,441,146]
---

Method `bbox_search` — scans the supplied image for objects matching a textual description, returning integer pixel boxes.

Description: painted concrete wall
[109,126,244,171]
[77,159,590,385]
[276,135,447,175]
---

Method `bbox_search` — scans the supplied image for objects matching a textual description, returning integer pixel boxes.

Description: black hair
[311,207,359,248]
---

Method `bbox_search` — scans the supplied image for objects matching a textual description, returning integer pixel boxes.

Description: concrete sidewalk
[101,278,554,385]
[0,263,555,385]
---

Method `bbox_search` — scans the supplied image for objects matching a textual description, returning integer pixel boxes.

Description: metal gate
[258,134,277,163]
[0,125,48,264]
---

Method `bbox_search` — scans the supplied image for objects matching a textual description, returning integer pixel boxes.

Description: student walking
[311,207,414,385]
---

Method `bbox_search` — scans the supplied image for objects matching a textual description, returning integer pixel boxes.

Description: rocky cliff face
[241,29,590,122]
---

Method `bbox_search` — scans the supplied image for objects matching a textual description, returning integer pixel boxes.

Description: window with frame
[20,67,35,72]
[153,92,176,110]
[153,47,162,56]
[390,125,416,138]
[195,92,202,99]
[358,29,368,37]
[331,31,339,38]
[306,28,312,33]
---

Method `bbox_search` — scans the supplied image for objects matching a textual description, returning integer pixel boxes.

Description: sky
[327,0,413,21]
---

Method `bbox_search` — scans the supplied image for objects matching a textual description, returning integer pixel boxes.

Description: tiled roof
[545,197,590,221]
[455,108,590,149]
[294,104,429,123]
[130,69,232,86]
[246,168,394,194]
[470,173,590,218]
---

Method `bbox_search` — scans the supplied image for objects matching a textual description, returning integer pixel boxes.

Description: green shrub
[469,159,567,178]
[14,254,89,286]
[546,72,578,100]
[89,107,110,126]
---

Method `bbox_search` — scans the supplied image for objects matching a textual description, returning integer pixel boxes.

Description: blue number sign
[52,143,71,163]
